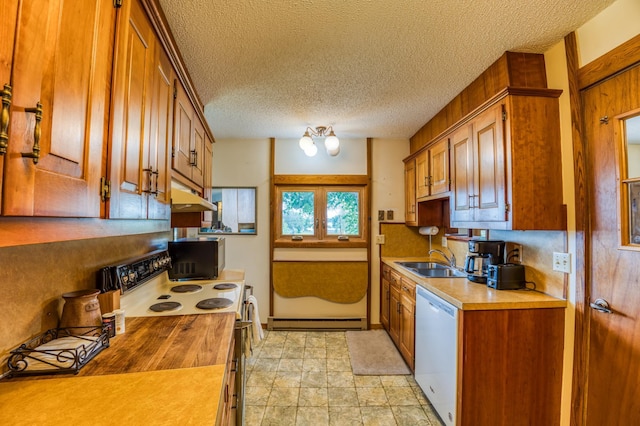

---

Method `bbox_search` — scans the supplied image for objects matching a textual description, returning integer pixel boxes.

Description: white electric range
[120,270,245,318]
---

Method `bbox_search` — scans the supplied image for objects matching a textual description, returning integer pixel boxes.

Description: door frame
[565,31,640,426]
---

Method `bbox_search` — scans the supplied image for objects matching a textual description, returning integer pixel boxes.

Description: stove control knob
[129,272,136,282]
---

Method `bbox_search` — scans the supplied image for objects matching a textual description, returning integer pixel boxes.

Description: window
[275,185,367,247]
[200,187,257,235]
[622,115,640,246]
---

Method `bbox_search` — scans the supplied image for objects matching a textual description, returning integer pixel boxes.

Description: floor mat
[345,330,411,375]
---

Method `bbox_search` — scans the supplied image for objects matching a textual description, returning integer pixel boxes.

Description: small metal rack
[7,326,109,377]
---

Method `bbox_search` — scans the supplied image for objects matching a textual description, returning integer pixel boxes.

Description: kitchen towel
[247,295,263,344]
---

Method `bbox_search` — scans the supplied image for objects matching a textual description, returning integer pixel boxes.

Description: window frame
[273,176,369,248]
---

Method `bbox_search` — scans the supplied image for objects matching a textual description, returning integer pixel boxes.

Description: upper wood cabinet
[404,159,416,225]
[173,80,208,189]
[450,91,564,230]
[1,0,116,217]
[108,0,172,220]
[451,103,506,225]
[416,137,450,200]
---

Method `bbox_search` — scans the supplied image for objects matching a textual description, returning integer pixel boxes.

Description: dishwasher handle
[417,286,456,318]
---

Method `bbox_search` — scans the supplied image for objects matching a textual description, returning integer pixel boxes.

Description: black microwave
[167,237,225,280]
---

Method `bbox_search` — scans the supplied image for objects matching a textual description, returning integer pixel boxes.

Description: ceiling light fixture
[299,126,340,157]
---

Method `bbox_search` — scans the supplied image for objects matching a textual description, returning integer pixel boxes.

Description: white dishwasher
[415,285,458,426]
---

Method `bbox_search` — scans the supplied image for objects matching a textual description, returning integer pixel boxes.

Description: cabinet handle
[189,149,197,166]
[0,84,11,155]
[21,102,43,164]
[142,168,159,195]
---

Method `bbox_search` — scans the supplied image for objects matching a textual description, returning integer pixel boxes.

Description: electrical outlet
[386,210,394,220]
[442,237,448,248]
[375,235,386,245]
[506,243,523,263]
[553,252,571,273]
[378,210,385,221]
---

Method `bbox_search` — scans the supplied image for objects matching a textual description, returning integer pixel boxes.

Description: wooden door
[415,150,429,199]
[429,137,450,196]
[173,80,195,181]
[450,124,473,222]
[108,0,156,219]
[473,104,506,223]
[581,64,640,424]
[146,45,174,220]
[3,0,115,216]
[404,159,416,224]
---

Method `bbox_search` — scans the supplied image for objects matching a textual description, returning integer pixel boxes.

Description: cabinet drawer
[400,277,416,299]
[389,270,402,289]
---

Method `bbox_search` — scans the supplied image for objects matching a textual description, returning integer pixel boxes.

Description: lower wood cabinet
[456,308,564,425]
[398,277,416,370]
[381,265,415,370]
[218,335,236,426]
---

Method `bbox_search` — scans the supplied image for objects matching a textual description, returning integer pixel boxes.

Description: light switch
[386,210,394,220]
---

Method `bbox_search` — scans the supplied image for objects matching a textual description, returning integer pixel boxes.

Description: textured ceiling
[158,0,615,140]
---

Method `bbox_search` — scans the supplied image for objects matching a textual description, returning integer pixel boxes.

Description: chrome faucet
[428,247,456,269]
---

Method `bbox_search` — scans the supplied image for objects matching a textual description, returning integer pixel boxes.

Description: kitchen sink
[395,261,467,278]
[396,261,449,270]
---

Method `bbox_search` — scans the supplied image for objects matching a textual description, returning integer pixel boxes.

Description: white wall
[212,138,271,322]
[576,0,640,66]
[212,137,409,323]
[370,138,410,324]
[544,1,640,424]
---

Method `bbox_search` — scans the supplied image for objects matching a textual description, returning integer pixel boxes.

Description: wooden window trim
[273,176,369,248]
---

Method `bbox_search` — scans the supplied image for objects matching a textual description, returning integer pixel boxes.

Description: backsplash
[0,232,171,370]
[380,223,567,299]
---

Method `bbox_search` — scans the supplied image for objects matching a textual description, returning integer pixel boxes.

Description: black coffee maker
[464,239,506,283]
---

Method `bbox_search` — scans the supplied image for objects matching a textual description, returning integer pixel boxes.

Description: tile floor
[244,330,444,426]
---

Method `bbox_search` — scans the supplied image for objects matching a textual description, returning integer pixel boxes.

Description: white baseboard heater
[267,317,367,331]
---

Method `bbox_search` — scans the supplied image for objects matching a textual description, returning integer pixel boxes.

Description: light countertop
[0,365,224,425]
[382,257,566,310]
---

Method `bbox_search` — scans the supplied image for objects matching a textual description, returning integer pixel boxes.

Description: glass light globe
[324,133,340,151]
[326,145,340,156]
[303,143,317,157]
[299,133,313,150]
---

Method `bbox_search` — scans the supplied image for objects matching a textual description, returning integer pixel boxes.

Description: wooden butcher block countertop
[382,257,567,310]
[0,313,236,425]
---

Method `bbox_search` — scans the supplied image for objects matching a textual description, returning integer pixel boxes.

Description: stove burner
[171,284,202,293]
[149,301,182,312]
[196,298,233,310]
[213,283,237,290]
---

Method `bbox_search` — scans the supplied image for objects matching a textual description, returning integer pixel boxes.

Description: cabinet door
[191,115,206,187]
[429,138,450,196]
[473,104,506,223]
[173,80,196,181]
[381,275,390,331]
[0,0,18,200]
[202,134,214,225]
[415,150,429,199]
[399,292,415,370]
[450,124,473,222]
[389,284,401,345]
[147,45,174,220]
[108,0,156,219]
[404,159,416,224]
[3,0,115,217]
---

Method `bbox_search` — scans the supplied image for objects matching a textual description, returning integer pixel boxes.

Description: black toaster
[487,264,526,290]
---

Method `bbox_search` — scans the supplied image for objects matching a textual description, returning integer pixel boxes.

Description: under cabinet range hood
[171,189,216,212]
